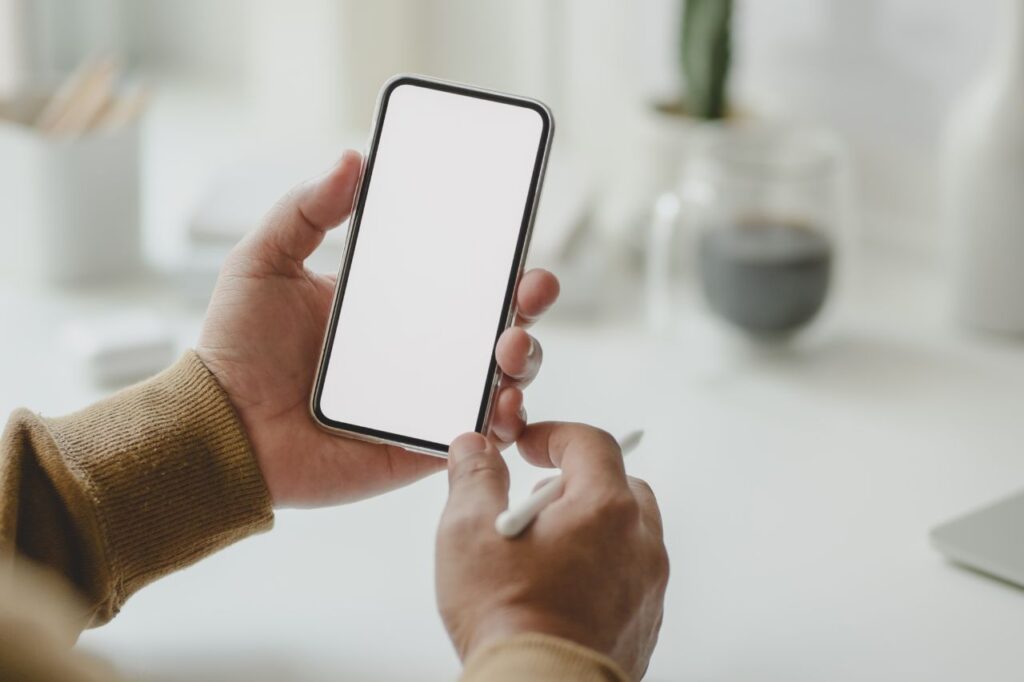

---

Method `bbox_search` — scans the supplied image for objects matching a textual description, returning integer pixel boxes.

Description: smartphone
[310,75,553,457]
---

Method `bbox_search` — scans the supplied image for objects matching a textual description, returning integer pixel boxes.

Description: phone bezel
[309,74,554,457]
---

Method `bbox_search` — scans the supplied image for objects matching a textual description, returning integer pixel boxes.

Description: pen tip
[618,429,645,455]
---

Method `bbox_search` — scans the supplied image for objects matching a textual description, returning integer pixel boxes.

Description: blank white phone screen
[318,82,546,449]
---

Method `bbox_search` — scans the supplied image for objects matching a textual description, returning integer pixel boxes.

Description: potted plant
[617,0,734,267]
[666,0,732,119]
[641,1,845,339]
[640,0,734,196]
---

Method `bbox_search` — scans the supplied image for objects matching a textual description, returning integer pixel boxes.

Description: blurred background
[3,1,1024,681]
[0,0,1002,293]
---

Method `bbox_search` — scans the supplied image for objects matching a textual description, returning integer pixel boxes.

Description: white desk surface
[3,251,1024,682]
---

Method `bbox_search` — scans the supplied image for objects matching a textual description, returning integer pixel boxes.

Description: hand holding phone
[196,83,558,506]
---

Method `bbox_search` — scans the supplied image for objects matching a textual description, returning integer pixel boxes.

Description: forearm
[0,351,274,627]
[0,352,626,681]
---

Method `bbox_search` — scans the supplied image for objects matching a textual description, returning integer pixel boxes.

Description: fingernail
[518,405,527,423]
[449,432,488,461]
[526,336,536,358]
[519,311,539,324]
[492,425,513,445]
[339,148,361,165]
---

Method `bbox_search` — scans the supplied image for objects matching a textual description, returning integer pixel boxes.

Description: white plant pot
[0,93,141,287]
[609,105,725,262]
[944,0,1024,334]
[641,106,711,194]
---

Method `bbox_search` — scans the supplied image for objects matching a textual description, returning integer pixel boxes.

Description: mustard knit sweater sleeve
[0,351,628,682]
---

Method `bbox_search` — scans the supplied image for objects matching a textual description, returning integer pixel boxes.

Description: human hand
[196,151,560,507]
[436,423,669,680]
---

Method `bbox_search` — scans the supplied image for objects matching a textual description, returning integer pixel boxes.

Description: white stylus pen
[495,430,645,538]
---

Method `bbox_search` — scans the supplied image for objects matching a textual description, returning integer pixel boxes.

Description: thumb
[445,433,510,518]
[238,149,362,276]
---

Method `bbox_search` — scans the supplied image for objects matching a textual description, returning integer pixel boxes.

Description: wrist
[460,608,601,663]
[461,632,631,682]
[38,351,274,623]
[193,348,279,505]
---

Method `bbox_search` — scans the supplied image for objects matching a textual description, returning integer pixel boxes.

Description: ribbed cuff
[40,351,273,622]
[461,633,629,682]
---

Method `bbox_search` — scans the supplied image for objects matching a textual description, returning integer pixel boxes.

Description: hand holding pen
[496,429,645,537]
[437,423,668,681]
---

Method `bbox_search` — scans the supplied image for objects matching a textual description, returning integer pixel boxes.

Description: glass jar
[647,125,851,340]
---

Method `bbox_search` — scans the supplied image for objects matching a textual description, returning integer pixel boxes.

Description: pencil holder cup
[0,92,141,287]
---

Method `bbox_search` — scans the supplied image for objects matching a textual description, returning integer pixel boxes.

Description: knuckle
[628,477,664,531]
[452,462,507,489]
[454,450,505,477]
[588,426,622,454]
[450,459,508,488]
[628,476,656,500]
[276,185,306,216]
[557,423,621,456]
[595,489,640,525]
[653,544,671,587]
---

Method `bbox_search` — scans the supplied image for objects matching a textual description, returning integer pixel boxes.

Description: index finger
[516,421,628,491]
